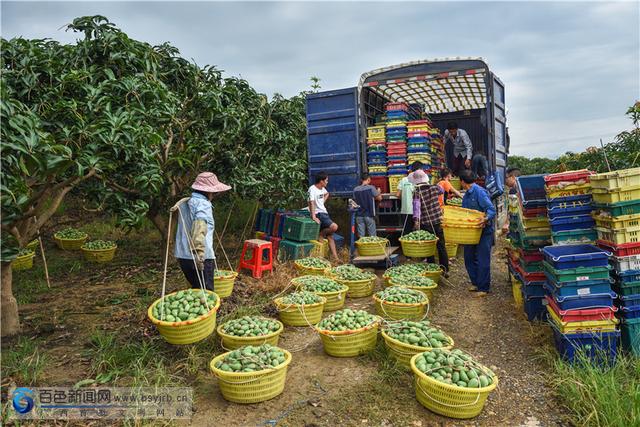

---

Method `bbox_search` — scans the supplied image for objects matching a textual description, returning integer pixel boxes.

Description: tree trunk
[1,261,20,337]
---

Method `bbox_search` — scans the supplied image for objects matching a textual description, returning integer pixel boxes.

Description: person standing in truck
[309,172,339,261]
[353,173,383,238]
[443,122,473,176]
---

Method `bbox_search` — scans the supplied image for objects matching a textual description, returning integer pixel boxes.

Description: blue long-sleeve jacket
[462,184,496,227]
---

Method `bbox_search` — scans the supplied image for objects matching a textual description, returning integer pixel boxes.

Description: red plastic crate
[407,119,430,125]
[546,296,617,322]
[519,248,543,263]
[544,169,594,187]
[369,176,389,194]
[266,236,281,260]
[385,102,409,111]
[367,139,386,146]
[597,240,640,257]
[408,131,431,138]
[387,148,407,155]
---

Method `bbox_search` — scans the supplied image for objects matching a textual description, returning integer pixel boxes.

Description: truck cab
[305,58,508,244]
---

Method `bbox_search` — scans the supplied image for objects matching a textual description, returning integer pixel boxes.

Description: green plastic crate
[595,199,640,217]
[551,229,597,245]
[278,239,314,261]
[613,281,640,296]
[519,258,543,273]
[621,317,640,356]
[282,216,320,242]
[543,261,612,283]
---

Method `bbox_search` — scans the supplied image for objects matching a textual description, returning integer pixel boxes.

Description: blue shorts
[317,212,334,231]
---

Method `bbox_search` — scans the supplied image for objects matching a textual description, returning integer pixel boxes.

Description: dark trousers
[452,154,467,177]
[178,258,214,291]
[401,214,414,236]
[421,222,449,272]
[464,228,494,292]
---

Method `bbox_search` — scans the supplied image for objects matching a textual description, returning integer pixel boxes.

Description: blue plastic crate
[547,203,593,218]
[549,215,596,233]
[547,194,593,208]
[621,305,640,319]
[522,281,546,297]
[614,269,640,284]
[542,245,610,269]
[255,208,263,231]
[517,175,548,208]
[408,137,429,143]
[522,294,546,321]
[546,278,613,298]
[619,293,640,308]
[552,327,620,365]
[549,289,616,311]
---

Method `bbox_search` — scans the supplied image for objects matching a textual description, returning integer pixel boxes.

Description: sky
[2,1,639,158]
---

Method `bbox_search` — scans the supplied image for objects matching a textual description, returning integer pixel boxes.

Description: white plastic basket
[612,254,640,273]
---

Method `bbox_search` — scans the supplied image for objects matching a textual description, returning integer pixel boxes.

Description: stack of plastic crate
[542,245,620,364]
[406,119,431,166]
[279,216,320,261]
[545,170,597,245]
[429,127,445,173]
[508,175,552,320]
[591,167,640,356]
[367,125,387,179]
[385,102,409,187]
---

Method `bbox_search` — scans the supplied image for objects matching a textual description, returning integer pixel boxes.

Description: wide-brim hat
[192,172,231,193]
[409,169,430,185]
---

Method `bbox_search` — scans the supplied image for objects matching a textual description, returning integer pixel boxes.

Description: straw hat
[409,169,430,185]
[191,172,231,193]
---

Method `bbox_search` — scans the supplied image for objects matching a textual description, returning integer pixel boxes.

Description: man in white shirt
[309,172,339,260]
[443,122,473,176]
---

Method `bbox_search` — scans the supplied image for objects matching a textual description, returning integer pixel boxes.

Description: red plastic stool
[238,239,273,278]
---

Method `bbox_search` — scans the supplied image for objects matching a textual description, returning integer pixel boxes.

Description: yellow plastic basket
[592,185,640,204]
[400,238,438,258]
[330,276,376,298]
[311,288,348,312]
[410,353,498,419]
[294,259,330,276]
[216,319,284,350]
[443,206,485,223]
[317,320,380,357]
[593,213,640,229]
[386,120,407,128]
[422,269,443,283]
[450,177,461,191]
[546,183,592,199]
[309,239,329,259]
[511,277,523,308]
[443,224,482,245]
[595,226,640,245]
[388,278,438,300]
[210,349,292,404]
[54,233,88,250]
[373,295,429,321]
[355,238,389,256]
[381,330,454,370]
[445,243,458,258]
[546,306,618,334]
[26,239,38,251]
[520,216,549,229]
[273,297,326,326]
[12,252,35,271]
[214,271,238,298]
[81,246,117,263]
[389,175,404,191]
[147,290,220,345]
[590,167,640,190]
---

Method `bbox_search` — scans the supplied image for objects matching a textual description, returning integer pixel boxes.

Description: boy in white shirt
[309,172,339,260]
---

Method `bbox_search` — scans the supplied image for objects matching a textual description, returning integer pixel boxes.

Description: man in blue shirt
[353,173,383,237]
[460,170,496,297]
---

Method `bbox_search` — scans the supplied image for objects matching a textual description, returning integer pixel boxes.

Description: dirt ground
[2,232,566,427]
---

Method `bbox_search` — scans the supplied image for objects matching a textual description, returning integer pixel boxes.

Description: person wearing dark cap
[459,170,495,297]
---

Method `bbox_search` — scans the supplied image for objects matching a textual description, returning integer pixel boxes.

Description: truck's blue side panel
[306,88,361,197]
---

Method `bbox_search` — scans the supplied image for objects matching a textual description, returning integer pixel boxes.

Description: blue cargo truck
[305,58,509,256]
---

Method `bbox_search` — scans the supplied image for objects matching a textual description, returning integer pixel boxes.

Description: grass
[542,349,640,427]
[1,336,48,385]
[363,339,408,385]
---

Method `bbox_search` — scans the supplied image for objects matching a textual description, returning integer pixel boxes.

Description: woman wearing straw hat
[174,172,231,291]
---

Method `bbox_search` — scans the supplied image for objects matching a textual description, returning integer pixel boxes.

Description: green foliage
[1,337,48,385]
[507,155,558,175]
[543,350,640,427]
